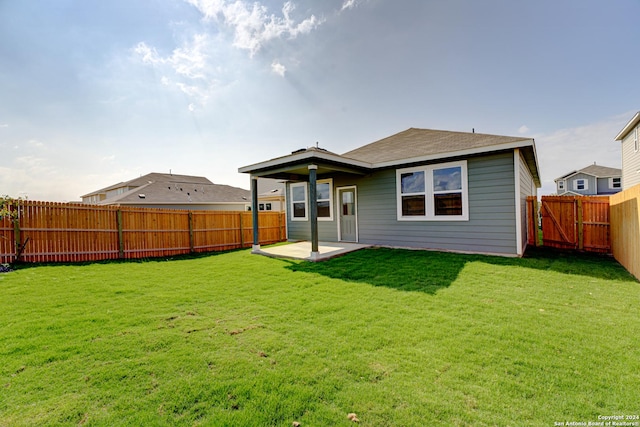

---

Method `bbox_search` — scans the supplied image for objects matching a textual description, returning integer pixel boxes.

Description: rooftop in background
[81,172,251,208]
[556,164,621,181]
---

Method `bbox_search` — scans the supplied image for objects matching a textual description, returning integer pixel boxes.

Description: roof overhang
[615,111,640,141]
[238,149,372,180]
[239,138,541,187]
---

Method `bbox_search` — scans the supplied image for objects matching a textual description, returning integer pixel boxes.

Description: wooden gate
[534,196,610,253]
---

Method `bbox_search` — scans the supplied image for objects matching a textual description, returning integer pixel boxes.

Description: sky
[1,0,639,201]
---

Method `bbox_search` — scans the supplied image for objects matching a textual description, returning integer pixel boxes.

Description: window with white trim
[290,180,334,221]
[558,180,565,191]
[316,179,333,220]
[609,177,621,189]
[396,160,469,221]
[574,179,588,191]
[290,182,307,221]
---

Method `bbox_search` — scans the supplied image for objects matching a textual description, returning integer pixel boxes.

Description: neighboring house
[256,178,286,212]
[239,127,541,257]
[614,111,640,190]
[81,172,252,211]
[554,164,622,196]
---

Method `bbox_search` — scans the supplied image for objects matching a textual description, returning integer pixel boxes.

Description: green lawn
[1,247,638,426]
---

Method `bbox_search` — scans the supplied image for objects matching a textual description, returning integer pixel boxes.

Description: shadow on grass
[285,246,637,294]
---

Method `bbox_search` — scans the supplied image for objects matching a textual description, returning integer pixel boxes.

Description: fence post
[239,212,244,248]
[279,212,284,241]
[188,211,194,253]
[13,210,21,262]
[117,209,124,259]
[577,198,584,250]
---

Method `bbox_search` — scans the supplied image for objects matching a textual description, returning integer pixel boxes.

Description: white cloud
[534,113,630,195]
[132,1,323,109]
[341,0,358,11]
[518,125,530,134]
[185,0,322,56]
[271,60,286,77]
[133,34,217,107]
[0,124,8,128]
[134,33,209,80]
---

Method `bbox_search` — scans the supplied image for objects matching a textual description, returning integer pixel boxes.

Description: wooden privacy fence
[527,195,611,253]
[0,201,286,264]
[609,185,640,281]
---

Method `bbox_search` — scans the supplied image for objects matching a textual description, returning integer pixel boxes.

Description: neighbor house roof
[555,164,621,182]
[239,127,540,186]
[82,172,250,206]
[615,111,640,141]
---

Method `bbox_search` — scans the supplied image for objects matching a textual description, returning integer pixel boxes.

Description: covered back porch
[238,147,372,261]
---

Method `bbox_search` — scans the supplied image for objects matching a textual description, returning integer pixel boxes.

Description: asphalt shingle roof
[557,164,621,180]
[83,172,250,205]
[342,128,531,164]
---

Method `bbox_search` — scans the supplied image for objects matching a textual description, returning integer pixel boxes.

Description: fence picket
[0,201,286,264]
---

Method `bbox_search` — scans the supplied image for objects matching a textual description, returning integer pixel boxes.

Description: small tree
[0,195,26,264]
[0,195,21,222]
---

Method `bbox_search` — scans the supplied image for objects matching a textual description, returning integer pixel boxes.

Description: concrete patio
[254,241,372,261]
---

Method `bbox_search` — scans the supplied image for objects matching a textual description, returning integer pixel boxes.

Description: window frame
[316,178,334,221]
[289,179,334,221]
[558,180,565,191]
[609,177,621,189]
[574,179,588,191]
[396,160,469,221]
[290,182,308,221]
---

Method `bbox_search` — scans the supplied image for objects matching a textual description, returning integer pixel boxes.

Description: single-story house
[554,163,621,196]
[81,172,252,211]
[239,128,541,258]
[614,111,640,190]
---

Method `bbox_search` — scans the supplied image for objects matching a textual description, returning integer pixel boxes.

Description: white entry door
[338,187,357,242]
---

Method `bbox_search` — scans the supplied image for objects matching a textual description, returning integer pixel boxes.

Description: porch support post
[308,165,319,260]
[251,175,260,253]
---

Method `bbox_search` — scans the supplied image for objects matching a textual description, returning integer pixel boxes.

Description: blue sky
[1,0,639,201]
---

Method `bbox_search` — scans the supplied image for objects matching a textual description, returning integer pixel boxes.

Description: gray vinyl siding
[596,177,620,195]
[567,173,596,195]
[621,125,640,190]
[285,182,339,242]
[357,152,517,255]
[285,152,522,255]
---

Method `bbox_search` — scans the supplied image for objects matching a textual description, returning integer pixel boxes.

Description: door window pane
[342,191,355,215]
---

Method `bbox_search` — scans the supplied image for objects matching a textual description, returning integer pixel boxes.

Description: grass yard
[0,247,639,426]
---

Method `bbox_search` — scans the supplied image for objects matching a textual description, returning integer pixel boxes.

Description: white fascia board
[615,111,640,141]
[238,151,372,174]
[372,139,536,169]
